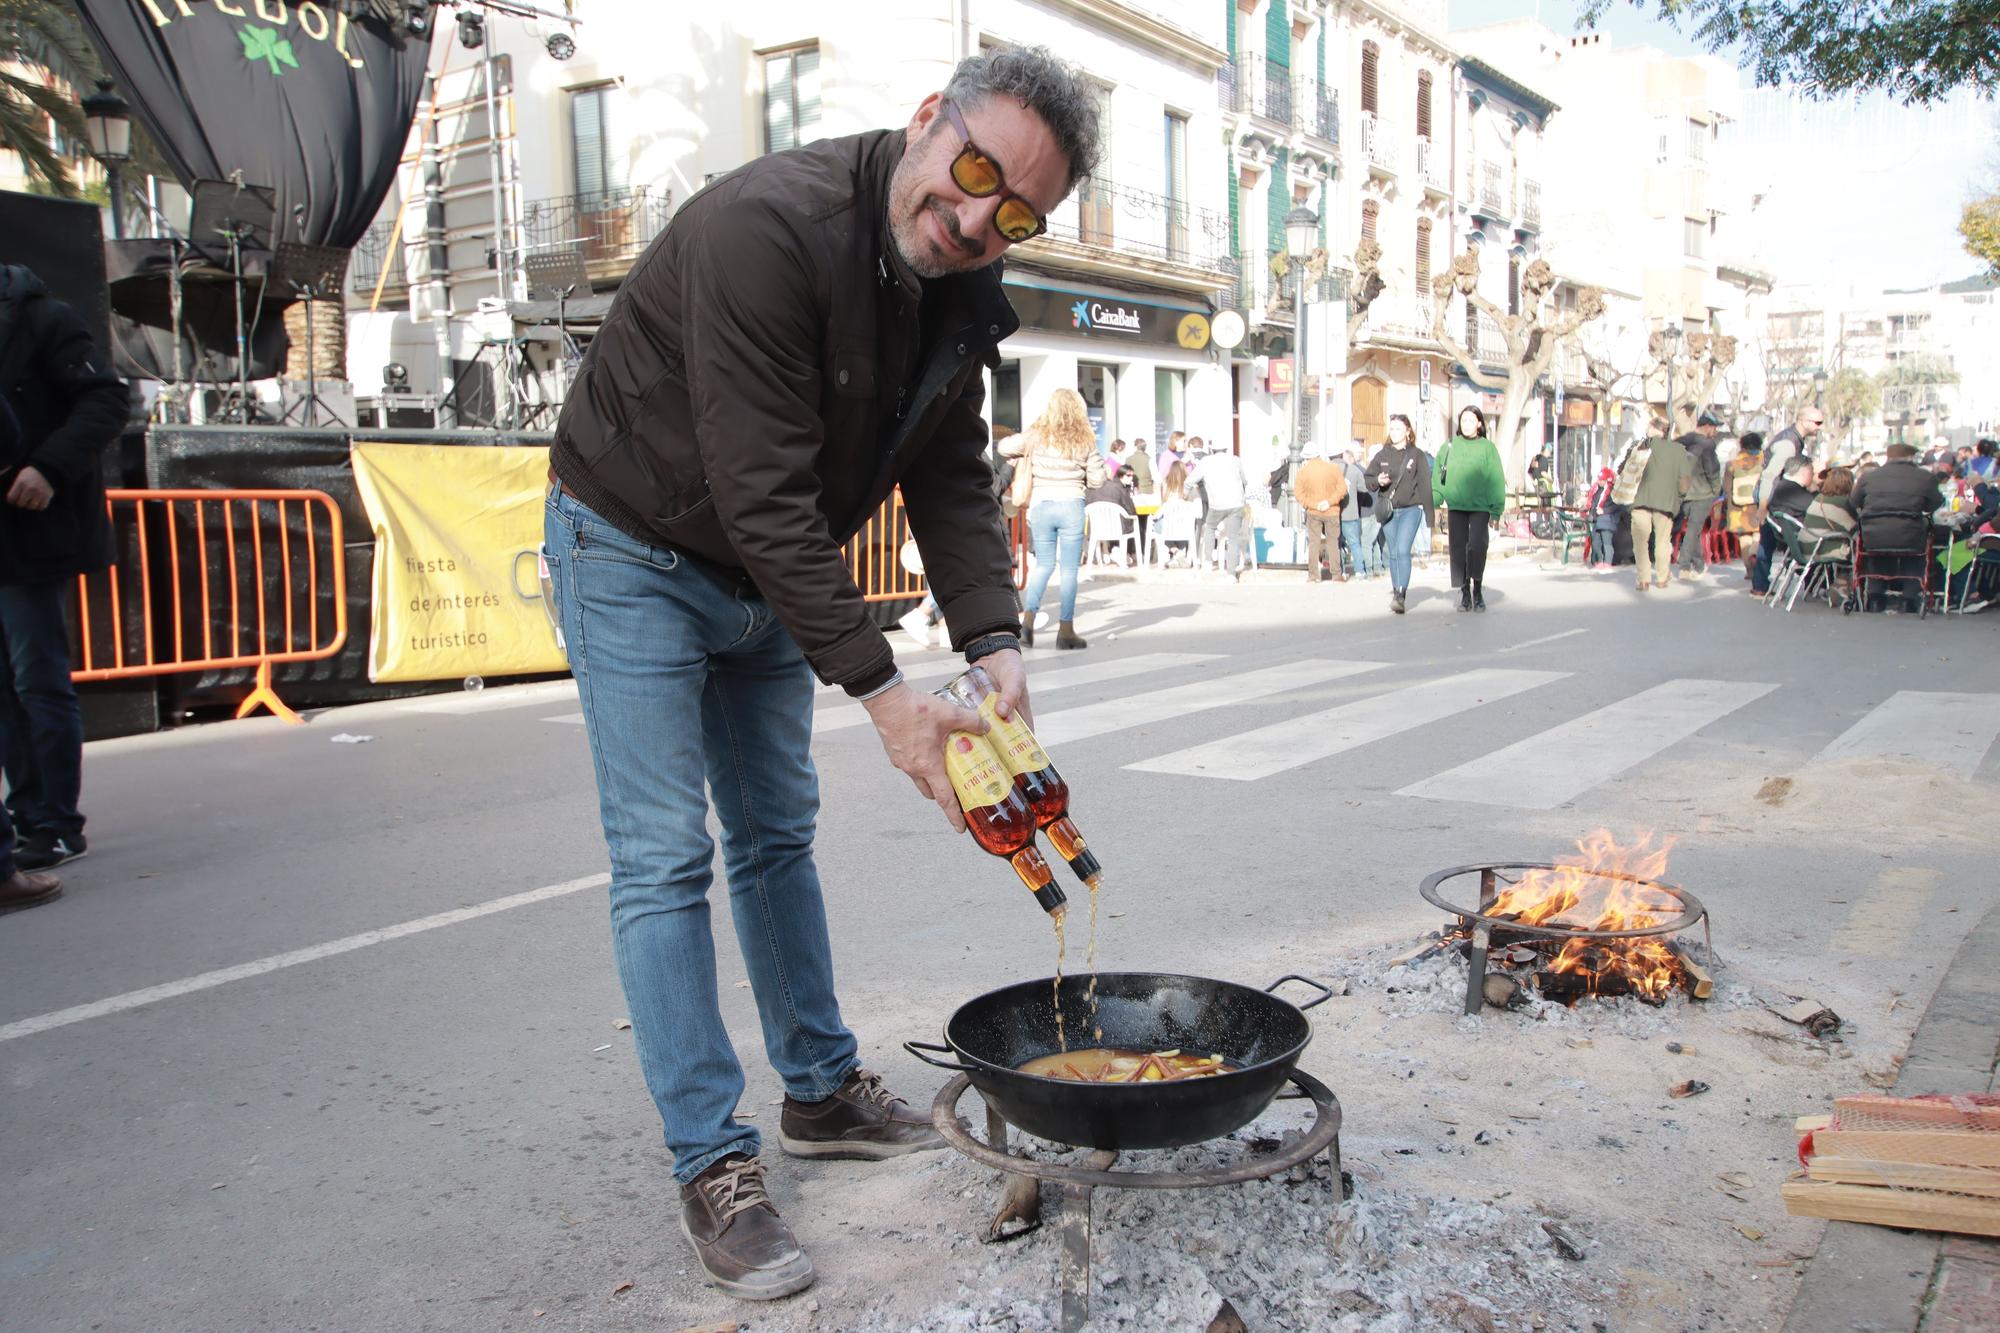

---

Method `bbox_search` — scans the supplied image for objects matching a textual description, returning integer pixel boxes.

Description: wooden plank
[1795,1114,1834,1133]
[1809,1131,2000,1170]
[1668,942,1713,999]
[1782,1179,2000,1236]
[1809,1157,2000,1199]
[1833,1095,2000,1131]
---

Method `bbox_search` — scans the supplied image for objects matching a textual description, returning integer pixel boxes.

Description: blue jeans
[1358,517,1385,574]
[0,582,86,871]
[543,489,858,1184]
[1591,520,1618,565]
[1339,518,1367,575]
[1752,522,1780,594]
[1382,506,1425,591]
[1023,498,1086,621]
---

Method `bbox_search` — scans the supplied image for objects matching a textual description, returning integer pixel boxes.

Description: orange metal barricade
[70,489,348,725]
[844,488,1031,601]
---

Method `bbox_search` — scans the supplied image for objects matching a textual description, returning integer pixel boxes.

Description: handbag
[1435,440,1451,489]
[1007,453,1035,509]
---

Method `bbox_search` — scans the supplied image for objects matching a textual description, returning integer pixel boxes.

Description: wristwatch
[962,632,1022,664]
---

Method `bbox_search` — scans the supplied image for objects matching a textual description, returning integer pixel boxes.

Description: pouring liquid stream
[1051,906,1067,1053]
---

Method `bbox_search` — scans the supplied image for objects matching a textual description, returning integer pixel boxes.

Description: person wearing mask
[1292,442,1348,584]
[1623,418,1691,592]
[1191,441,1249,579]
[1004,387,1106,648]
[1366,415,1434,614]
[1433,406,1505,611]
[1673,411,1725,581]
[1338,447,1373,579]
[1851,441,1945,613]
[0,265,126,911]
[1583,466,1622,570]
[1753,455,1817,596]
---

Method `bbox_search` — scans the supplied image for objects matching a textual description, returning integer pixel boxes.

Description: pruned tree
[1345,238,1386,341]
[1649,329,1739,431]
[1430,250,1605,479]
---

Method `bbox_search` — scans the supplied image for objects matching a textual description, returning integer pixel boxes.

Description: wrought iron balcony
[1360,112,1398,174]
[1472,160,1509,221]
[1520,179,1542,230]
[1417,138,1445,192]
[1217,54,1295,128]
[519,186,675,274]
[1227,249,1342,325]
[1037,176,1231,274]
[348,217,411,300]
[1296,79,1339,143]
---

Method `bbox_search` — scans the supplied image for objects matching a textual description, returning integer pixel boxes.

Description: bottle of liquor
[945,666,1102,888]
[940,715,1068,916]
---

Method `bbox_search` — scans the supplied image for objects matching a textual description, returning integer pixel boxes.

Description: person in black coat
[1851,441,1945,612]
[0,264,127,912]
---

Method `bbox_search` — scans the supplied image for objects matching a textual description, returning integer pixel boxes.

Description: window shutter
[1416,71,1432,139]
[1267,147,1289,254]
[1416,218,1431,291]
[794,48,821,142]
[1508,255,1521,316]
[764,53,795,154]
[1224,0,1236,57]
[1361,199,1378,243]
[1266,5,1290,67]
[572,88,605,200]
[1361,42,1379,115]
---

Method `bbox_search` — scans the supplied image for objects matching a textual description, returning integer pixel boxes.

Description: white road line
[1397,678,1779,810]
[0,873,611,1046]
[1037,659,1388,747]
[1816,691,2000,777]
[1830,867,1942,958]
[1128,668,1568,782]
[812,652,1220,734]
[1497,627,1590,654]
[545,713,584,725]
[399,681,579,714]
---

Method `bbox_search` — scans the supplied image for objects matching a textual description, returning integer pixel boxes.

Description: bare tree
[1649,330,1740,431]
[1429,249,1605,479]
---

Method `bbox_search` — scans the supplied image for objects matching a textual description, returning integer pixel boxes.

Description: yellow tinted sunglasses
[941,99,1048,244]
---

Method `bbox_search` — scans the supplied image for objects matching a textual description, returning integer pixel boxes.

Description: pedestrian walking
[0,265,126,913]
[1293,442,1348,583]
[1191,440,1249,578]
[1005,387,1106,648]
[1673,411,1724,580]
[1338,447,1374,578]
[1726,431,1764,579]
[1584,466,1622,570]
[1366,415,1435,614]
[1622,417,1691,592]
[1434,406,1504,611]
[545,46,1098,1299]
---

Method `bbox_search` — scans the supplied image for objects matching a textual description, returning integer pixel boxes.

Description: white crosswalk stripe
[1035,659,1388,747]
[1397,678,1779,810]
[812,652,1220,734]
[1816,691,2000,777]
[1127,668,1568,782]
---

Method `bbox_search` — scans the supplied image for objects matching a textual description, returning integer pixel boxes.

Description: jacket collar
[864,129,1021,352]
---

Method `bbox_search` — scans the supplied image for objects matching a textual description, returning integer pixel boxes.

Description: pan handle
[1265,974,1336,1011]
[903,1039,977,1073]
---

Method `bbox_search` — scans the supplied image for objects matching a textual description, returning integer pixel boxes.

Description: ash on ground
[881,1107,1611,1333]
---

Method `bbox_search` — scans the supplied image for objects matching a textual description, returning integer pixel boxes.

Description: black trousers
[1447,508,1491,588]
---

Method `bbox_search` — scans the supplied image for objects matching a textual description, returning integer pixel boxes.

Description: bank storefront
[988,276,1231,454]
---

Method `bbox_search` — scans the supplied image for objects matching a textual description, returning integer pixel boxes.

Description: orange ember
[1487,831,1687,1002]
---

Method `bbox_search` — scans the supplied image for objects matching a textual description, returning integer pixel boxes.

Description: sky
[1444,0,1993,294]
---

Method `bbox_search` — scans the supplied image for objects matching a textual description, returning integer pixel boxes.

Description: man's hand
[862,681,986,832]
[5,467,53,511]
[971,646,1031,729]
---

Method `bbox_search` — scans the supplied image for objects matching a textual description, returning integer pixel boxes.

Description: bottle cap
[1064,843,1104,887]
[1033,881,1068,914]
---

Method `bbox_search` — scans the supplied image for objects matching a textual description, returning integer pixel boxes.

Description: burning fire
[1486,831,1687,1003]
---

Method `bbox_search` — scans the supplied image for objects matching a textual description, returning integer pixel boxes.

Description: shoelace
[846,1069,901,1110]
[700,1157,774,1223]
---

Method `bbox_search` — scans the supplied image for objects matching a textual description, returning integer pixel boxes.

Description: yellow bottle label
[944,732,1012,811]
[978,694,1051,776]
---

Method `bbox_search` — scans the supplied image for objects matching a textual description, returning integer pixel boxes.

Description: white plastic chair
[1147,497,1200,566]
[1086,502,1139,567]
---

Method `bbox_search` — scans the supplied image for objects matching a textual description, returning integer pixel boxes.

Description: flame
[1485,831,1687,1003]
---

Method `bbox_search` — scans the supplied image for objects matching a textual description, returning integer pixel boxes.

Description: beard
[887,151,988,279]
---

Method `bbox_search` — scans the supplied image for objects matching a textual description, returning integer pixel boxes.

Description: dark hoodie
[0,265,126,583]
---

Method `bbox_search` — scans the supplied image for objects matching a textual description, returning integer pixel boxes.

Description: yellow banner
[350,442,568,683]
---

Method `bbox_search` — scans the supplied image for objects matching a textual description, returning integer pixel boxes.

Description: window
[1361,41,1379,115]
[1507,254,1520,316]
[1416,70,1433,140]
[1415,217,1432,294]
[1361,199,1378,242]
[1685,118,1706,163]
[570,84,627,202]
[1684,217,1705,258]
[763,45,821,155]
[1164,111,1189,259]
[1653,119,1670,165]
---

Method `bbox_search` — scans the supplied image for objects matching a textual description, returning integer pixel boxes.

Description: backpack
[1610,442,1653,507]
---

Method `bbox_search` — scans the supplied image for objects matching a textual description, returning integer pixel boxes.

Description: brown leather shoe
[778,1068,945,1160]
[678,1155,815,1301]
[0,869,61,915]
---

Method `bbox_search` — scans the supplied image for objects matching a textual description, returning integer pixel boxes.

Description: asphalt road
[4,553,1996,1329]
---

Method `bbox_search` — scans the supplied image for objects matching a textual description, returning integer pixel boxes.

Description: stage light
[404,3,432,37]
[383,362,411,389]
[456,10,485,48]
[545,30,576,60]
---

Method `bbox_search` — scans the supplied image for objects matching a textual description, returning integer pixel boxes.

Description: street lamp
[1283,204,1318,529]
[81,79,131,240]
[1660,322,1683,436]
[1812,369,1828,407]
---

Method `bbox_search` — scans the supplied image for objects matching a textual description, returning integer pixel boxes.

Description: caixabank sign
[1005,283,1211,351]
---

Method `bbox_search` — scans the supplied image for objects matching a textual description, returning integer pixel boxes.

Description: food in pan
[1017,1048,1234,1083]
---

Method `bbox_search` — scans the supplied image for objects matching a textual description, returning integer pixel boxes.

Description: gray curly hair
[942,46,1102,189]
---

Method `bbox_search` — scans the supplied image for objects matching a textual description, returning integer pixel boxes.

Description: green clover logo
[239,25,299,77]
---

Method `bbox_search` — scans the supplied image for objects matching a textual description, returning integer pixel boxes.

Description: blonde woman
[1001,388,1106,647]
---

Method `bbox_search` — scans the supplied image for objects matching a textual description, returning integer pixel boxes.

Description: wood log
[1388,937,1450,968]
[1833,1095,2000,1132]
[1808,1156,2000,1199]
[1810,1130,2000,1170]
[1781,1179,2000,1237]
[1667,941,1713,999]
[1795,1114,1834,1133]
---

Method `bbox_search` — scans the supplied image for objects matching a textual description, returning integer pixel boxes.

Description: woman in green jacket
[1435,406,1507,611]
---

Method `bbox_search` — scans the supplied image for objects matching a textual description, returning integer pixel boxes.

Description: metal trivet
[1420,862,1714,1016]
[931,1070,1344,1332]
